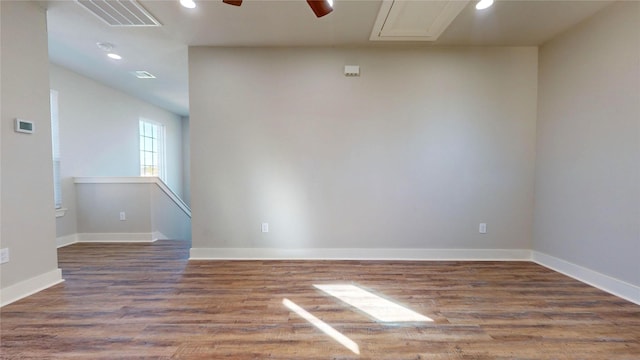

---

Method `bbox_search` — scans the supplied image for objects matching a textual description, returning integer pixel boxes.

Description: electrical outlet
[261,223,269,233]
[0,248,9,264]
[119,211,126,221]
[479,223,487,234]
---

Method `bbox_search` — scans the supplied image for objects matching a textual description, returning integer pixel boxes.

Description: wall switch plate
[261,223,269,233]
[479,223,487,234]
[0,248,9,264]
[119,211,126,221]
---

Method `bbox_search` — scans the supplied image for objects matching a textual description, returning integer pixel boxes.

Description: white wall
[49,64,185,237]
[181,116,191,207]
[151,185,192,241]
[189,47,538,253]
[1,1,61,299]
[76,183,152,234]
[74,179,191,241]
[534,1,640,287]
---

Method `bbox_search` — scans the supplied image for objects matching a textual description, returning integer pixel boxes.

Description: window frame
[139,119,166,181]
[50,89,63,211]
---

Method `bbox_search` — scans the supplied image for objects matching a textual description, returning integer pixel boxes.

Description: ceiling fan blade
[223,0,242,6]
[307,0,333,18]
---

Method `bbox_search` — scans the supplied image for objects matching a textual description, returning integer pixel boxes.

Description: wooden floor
[1,241,639,359]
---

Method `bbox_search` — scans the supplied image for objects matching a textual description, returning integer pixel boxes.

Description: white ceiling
[44,0,613,117]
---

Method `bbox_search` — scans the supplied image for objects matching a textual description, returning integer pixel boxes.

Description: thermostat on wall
[15,118,34,134]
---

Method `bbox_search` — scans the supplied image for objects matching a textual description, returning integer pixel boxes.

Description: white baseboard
[25,242,638,306]
[532,251,640,305]
[77,233,155,242]
[56,234,78,248]
[189,248,531,261]
[191,248,638,305]
[1,268,64,307]
[152,231,169,241]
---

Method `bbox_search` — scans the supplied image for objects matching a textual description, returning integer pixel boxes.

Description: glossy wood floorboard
[1,241,639,359]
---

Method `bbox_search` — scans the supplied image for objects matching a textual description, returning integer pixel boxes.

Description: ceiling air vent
[370,0,468,41]
[133,71,156,79]
[76,0,161,27]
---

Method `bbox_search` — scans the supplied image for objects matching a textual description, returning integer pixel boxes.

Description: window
[139,119,166,181]
[50,89,62,209]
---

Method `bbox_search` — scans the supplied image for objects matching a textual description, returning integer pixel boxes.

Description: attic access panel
[370,0,469,41]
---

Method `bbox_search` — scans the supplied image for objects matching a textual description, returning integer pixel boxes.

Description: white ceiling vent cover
[76,0,161,27]
[370,0,469,41]
[133,71,156,79]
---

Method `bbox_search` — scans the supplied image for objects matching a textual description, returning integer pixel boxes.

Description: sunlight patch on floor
[314,284,432,323]
[282,298,360,355]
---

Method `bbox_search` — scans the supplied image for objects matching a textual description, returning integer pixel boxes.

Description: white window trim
[51,89,63,211]
[55,208,68,218]
[139,119,167,182]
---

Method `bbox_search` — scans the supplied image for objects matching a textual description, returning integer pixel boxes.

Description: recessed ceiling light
[180,0,196,9]
[133,71,156,79]
[96,42,114,52]
[476,0,494,10]
[97,42,123,60]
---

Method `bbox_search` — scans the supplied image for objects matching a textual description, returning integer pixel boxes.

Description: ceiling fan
[222,0,334,18]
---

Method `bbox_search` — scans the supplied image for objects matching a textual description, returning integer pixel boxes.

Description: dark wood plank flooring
[1,241,639,359]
